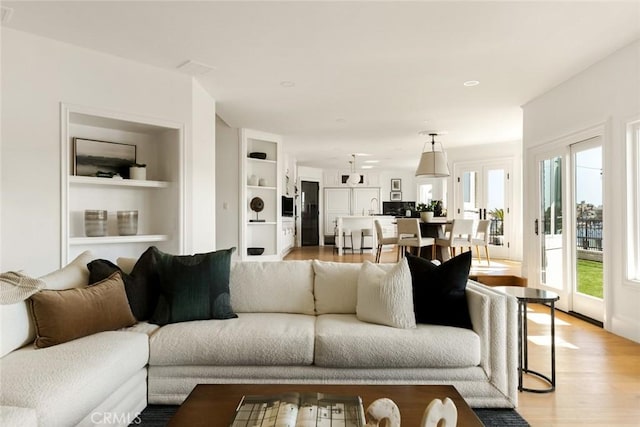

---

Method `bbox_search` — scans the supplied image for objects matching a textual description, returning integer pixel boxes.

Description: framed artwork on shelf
[390,191,402,201]
[73,138,136,178]
[391,178,402,191]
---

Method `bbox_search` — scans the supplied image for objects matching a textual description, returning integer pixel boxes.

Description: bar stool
[360,228,374,254]
[333,226,354,254]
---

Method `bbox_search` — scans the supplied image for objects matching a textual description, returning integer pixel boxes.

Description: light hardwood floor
[284,246,640,426]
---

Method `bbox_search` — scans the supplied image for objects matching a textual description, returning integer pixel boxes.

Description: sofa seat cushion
[0,406,37,427]
[315,314,481,368]
[149,313,315,366]
[0,331,148,427]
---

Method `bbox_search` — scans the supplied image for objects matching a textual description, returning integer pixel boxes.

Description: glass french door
[455,160,512,259]
[533,139,605,322]
[571,137,604,322]
[536,152,565,291]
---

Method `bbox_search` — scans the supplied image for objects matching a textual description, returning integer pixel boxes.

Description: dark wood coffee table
[167,384,483,426]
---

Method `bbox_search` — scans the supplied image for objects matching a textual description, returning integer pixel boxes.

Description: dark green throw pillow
[406,251,473,329]
[87,246,160,321]
[150,247,237,325]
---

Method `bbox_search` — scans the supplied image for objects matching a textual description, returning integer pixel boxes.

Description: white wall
[189,80,217,253]
[1,28,216,275]
[377,170,419,203]
[522,40,640,342]
[215,115,240,254]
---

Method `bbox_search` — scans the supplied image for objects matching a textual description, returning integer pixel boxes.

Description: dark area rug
[134,404,530,426]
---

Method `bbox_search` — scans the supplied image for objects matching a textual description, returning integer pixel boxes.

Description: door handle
[534,219,539,236]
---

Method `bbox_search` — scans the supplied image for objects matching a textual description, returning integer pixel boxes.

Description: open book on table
[230,392,366,427]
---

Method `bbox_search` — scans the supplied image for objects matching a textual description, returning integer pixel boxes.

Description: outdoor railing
[490,219,504,246]
[576,219,602,251]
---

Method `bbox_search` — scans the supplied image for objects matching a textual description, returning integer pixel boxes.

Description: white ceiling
[3,1,639,170]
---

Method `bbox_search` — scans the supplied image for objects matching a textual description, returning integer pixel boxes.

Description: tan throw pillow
[29,271,136,348]
[356,259,416,329]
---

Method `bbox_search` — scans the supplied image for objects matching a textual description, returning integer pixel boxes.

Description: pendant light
[415,132,450,178]
[346,154,361,186]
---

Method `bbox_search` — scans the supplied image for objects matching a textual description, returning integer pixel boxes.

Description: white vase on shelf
[248,175,259,186]
[129,165,146,180]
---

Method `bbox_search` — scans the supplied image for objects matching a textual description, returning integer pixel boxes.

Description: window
[418,183,433,203]
[417,179,447,208]
[627,120,640,282]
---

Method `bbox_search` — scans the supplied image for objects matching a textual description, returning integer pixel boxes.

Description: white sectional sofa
[0,254,518,427]
[0,252,148,427]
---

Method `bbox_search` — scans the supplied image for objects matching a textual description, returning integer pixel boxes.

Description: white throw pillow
[356,259,416,329]
[313,260,396,314]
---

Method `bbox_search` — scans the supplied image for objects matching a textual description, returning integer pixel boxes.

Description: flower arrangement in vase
[416,203,434,222]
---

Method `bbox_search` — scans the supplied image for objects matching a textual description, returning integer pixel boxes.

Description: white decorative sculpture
[364,398,401,427]
[420,398,458,427]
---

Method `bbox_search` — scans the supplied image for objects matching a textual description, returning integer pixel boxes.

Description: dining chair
[435,219,474,258]
[396,218,436,261]
[472,219,492,265]
[374,220,397,263]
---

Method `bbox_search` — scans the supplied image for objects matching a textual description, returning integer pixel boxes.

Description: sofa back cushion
[230,261,314,314]
[313,261,395,314]
[313,261,360,314]
[0,251,94,357]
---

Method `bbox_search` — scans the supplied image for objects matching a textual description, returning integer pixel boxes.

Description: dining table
[418,217,452,262]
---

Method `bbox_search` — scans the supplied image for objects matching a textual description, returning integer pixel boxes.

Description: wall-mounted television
[282,196,294,217]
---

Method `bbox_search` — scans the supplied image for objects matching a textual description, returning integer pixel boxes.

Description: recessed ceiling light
[176,60,217,76]
[463,80,480,87]
[361,165,374,169]
[280,81,295,88]
[336,118,347,123]
[364,160,380,164]
[354,153,372,157]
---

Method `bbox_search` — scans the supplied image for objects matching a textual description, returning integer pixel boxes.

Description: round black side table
[493,286,560,393]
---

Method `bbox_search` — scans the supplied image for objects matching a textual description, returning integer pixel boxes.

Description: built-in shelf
[69,234,169,245]
[247,185,276,191]
[248,158,277,165]
[69,176,169,188]
[62,102,184,263]
[240,129,282,261]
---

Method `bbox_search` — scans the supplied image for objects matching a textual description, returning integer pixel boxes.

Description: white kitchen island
[336,215,396,256]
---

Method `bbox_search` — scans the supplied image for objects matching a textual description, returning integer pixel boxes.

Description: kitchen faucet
[369,197,378,216]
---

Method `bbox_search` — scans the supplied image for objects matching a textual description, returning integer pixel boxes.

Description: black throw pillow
[149,246,237,326]
[406,252,473,329]
[87,246,160,321]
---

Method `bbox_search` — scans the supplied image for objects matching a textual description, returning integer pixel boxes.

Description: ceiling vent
[176,60,216,76]
[1,6,14,24]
